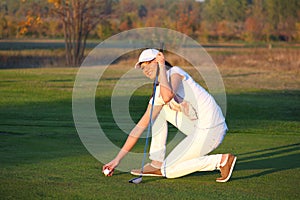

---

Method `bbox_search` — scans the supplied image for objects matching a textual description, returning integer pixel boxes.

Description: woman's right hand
[156,52,165,68]
[102,158,120,177]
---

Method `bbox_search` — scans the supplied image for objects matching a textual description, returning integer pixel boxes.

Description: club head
[128,176,142,184]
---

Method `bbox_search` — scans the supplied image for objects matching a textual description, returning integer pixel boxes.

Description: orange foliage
[18,13,43,35]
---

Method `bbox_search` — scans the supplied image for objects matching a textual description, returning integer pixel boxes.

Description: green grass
[0,67,299,199]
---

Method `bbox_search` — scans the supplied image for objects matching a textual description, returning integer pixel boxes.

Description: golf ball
[103,169,110,176]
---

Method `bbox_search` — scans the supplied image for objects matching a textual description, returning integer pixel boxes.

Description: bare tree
[48,0,112,67]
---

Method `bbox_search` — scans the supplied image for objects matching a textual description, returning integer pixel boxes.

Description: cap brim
[134,61,141,69]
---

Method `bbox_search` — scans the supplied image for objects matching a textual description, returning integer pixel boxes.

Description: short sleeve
[167,66,188,81]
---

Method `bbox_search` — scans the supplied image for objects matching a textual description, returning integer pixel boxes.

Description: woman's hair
[165,60,173,70]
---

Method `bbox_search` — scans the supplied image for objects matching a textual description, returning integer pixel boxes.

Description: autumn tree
[223,0,247,39]
[175,0,201,37]
[203,0,248,41]
[12,1,49,38]
[265,0,300,41]
[244,0,266,42]
[0,1,9,39]
[48,0,112,67]
[138,5,147,19]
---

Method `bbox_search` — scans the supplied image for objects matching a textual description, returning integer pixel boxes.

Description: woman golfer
[103,49,236,182]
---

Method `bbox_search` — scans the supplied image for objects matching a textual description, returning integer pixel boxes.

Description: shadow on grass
[124,142,300,182]
[0,90,298,172]
[233,143,300,180]
[226,90,300,122]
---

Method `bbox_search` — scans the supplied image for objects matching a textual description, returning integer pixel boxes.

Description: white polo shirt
[150,66,226,129]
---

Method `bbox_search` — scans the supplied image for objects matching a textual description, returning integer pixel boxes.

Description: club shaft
[135,43,164,180]
[140,70,158,175]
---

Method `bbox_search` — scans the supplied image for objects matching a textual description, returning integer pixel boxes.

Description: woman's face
[140,60,158,80]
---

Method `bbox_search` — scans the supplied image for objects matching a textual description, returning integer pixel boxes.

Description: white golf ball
[103,169,110,176]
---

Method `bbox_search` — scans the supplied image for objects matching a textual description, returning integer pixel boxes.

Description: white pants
[149,106,227,178]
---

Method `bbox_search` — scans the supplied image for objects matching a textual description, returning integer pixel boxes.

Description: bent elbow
[162,93,175,104]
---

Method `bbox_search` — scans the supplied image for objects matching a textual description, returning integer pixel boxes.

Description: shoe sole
[216,156,237,183]
[130,171,163,177]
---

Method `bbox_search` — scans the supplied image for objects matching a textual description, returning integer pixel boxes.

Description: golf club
[129,44,164,184]
[128,65,158,184]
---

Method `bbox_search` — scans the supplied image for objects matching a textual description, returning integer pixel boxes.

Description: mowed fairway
[0,48,299,199]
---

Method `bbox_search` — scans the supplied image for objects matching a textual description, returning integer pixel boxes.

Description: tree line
[0,0,299,43]
[1,0,300,42]
[0,0,299,66]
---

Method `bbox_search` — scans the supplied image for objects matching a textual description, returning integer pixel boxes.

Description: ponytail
[165,60,173,70]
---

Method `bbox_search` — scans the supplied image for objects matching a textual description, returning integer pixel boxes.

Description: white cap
[134,49,159,69]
